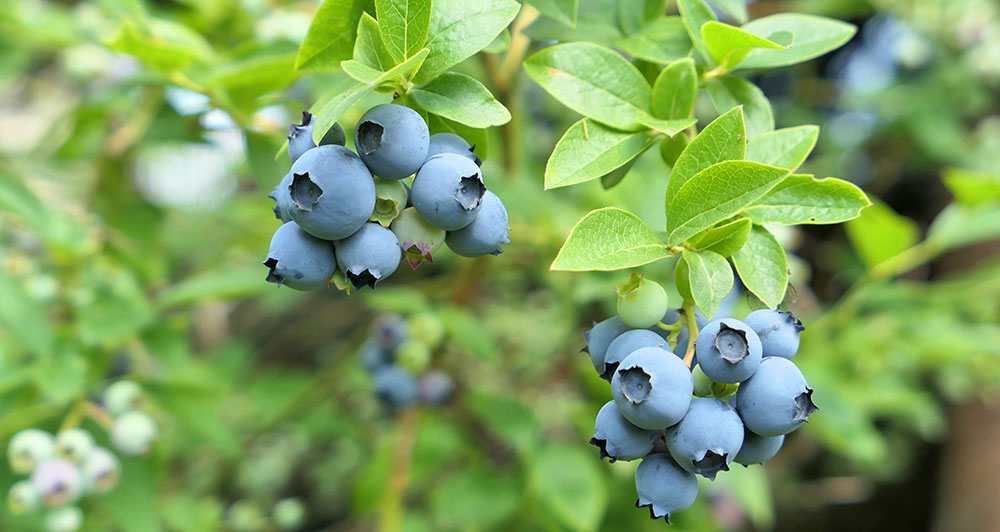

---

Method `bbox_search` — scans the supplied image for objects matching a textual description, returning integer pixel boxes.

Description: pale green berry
[8,429,55,474]
[82,447,120,493]
[103,381,143,416]
[397,339,432,373]
[55,429,95,464]
[228,499,266,532]
[110,411,157,456]
[616,273,669,329]
[45,506,83,532]
[406,312,445,348]
[7,480,39,515]
[273,497,306,531]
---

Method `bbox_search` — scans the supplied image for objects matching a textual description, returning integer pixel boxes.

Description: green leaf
[941,168,1000,207]
[0,272,53,357]
[307,74,364,144]
[207,53,298,94]
[708,0,747,24]
[731,225,788,308]
[526,0,578,27]
[636,115,697,136]
[530,445,607,532]
[409,72,511,128]
[376,0,432,63]
[105,21,212,71]
[715,464,774,529]
[665,106,746,208]
[467,391,538,451]
[312,49,429,143]
[615,16,693,64]
[701,21,784,70]
[737,14,856,70]
[524,42,654,131]
[413,0,520,84]
[551,207,671,271]
[157,268,274,308]
[845,199,919,268]
[296,0,367,71]
[741,174,870,225]
[682,249,734,318]
[354,12,394,70]
[659,133,688,167]
[745,125,819,170]
[674,257,693,302]
[667,161,790,246]
[545,119,658,189]
[927,203,1000,252]
[706,76,773,137]
[686,217,752,256]
[651,57,697,120]
[431,469,521,528]
[677,0,717,64]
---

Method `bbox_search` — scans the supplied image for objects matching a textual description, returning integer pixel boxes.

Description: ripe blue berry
[611,347,694,430]
[445,190,510,257]
[287,145,376,240]
[287,111,316,163]
[268,172,293,222]
[8,429,55,474]
[373,365,420,408]
[590,400,658,462]
[634,453,698,523]
[583,317,630,374]
[616,274,669,329]
[419,370,455,406]
[742,309,804,359]
[264,222,337,291]
[321,122,346,147]
[665,397,744,480]
[31,458,82,506]
[391,207,445,269]
[82,447,120,493]
[734,428,784,466]
[601,329,668,382]
[734,357,818,436]
[371,314,408,351]
[695,318,763,384]
[412,153,486,230]
[355,104,430,179]
[361,339,394,372]
[334,222,402,289]
[54,429,95,464]
[110,411,158,456]
[426,132,481,166]
[103,380,143,416]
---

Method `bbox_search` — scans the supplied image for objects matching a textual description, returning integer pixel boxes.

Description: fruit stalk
[379,406,422,532]
[681,300,699,368]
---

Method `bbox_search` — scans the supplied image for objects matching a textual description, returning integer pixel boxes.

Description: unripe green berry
[692,365,714,397]
[55,429,95,464]
[390,207,445,269]
[273,497,306,531]
[228,499,266,532]
[45,506,83,532]
[8,429,55,474]
[616,273,669,329]
[7,480,39,515]
[407,312,445,348]
[371,178,409,227]
[104,381,143,416]
[397,339,432,373]
[110,411,157,456]
[82,447,120,493]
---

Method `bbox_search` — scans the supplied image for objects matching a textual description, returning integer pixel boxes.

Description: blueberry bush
[0,0,999,531]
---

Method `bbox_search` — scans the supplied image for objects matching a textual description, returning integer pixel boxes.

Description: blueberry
[273,497,307,531]
[665,397,744,480]
[287,145,376,240]
[8,429,55,474]
[82,447,120,493]
[583,317,630,374]
[634,453,698,523]
[734,429,784,466]
[616,274,669,329]
[54,429,95,464]
[334,222,402,289]
[7,480,39,515]
[445,190,510,257]
[373,365,420,408]
[418,370,455,406]
[31,458,82,506]
[268,172,294,222]
[590,400,658,462]
[427,132,481,166]
[742,309,805,359]
[287,111,316,163]
[110,411,158,456]
[370,314,408,350]
[601,329,667,382]
[371,178,409,227]
[264,222,337,291]
[695,318,763,384]
[360,339,394,372]
[611,347,694,430]
[355,104,430,179]
[103,380,143,416]
[412,153,486,230]
[735,357,818,436]
[391,207,445,269]
[45,506,83,532]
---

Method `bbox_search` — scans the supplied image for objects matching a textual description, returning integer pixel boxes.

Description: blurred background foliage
[0,0,998,531]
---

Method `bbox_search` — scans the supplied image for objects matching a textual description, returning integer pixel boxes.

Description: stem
[681,300,699,368]
[58,400,87,433]
[497,5,540,93]
[655,320,684,335]
[84,403,115,430]
[379,407,422,532]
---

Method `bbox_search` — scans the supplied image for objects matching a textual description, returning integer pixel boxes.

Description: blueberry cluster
[585,280,816,523]
[264,105,510,292]
[360,313,455,409]
[5,381,158,531]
